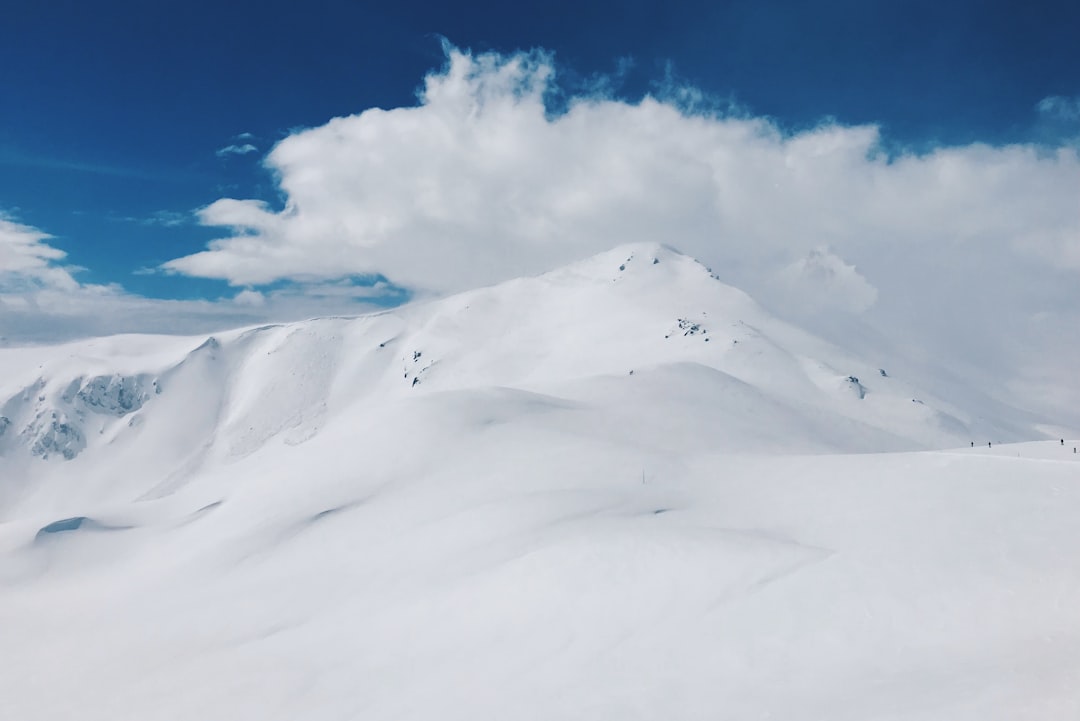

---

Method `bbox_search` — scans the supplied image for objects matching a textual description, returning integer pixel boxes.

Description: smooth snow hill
[0,243,1037,514]
[2,243,1078,720]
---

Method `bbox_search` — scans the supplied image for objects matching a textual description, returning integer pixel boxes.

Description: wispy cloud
[112,209,191,227]
[145,210,189,227]
[216,143,259,158]
[0,148,171,180]
[771,247,878,314]
[0,210,394,344]
[1036,95,1080,121]
[0,211,80,293]
[0,282,396,345]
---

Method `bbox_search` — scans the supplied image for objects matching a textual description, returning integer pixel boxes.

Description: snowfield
[1,244,1078,720]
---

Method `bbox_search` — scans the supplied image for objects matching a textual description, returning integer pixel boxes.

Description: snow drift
[1,244,1077,720]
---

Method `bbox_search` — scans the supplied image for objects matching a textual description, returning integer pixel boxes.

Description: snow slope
[1,243,1077,720]
[0,244,1038,509]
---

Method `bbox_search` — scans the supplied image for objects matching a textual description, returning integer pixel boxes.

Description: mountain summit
[2,244,1079,721]
[0,243,1040,508]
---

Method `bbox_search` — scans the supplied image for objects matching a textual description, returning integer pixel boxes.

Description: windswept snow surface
[1,244,1078,720]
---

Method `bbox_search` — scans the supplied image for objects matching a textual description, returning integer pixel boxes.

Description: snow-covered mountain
[0,244,1036,491]
[1,244,1078,720]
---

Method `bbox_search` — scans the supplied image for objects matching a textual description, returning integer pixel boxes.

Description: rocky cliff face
[68,374,153,416]
[0,374,154,461]
[25,410,85,460]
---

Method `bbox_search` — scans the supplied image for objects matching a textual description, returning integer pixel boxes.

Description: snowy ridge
[1,244,1077,721]
[0,244,1033,470]
[0,243,1045,515]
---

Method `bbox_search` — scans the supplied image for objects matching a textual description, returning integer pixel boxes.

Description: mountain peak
[0,241,1043,479]
[551,242,707,279]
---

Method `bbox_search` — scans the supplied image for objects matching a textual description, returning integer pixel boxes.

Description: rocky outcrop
[73,375,150,416]
[1,374,154,461]
[24,411,85,460]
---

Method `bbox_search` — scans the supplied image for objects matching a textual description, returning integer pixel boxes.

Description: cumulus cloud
[166,46,1080,305]
[215,143,259,157]
[156,44,1080,425]
[8,44,1078,422]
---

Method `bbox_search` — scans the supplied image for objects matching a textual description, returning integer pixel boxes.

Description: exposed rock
[25,411,85,460]
[76,375,149,416]
[676,318,706,336]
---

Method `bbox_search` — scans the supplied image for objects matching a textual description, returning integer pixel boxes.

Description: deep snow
[1,244,1077,720]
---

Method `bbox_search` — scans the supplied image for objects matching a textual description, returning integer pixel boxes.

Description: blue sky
[1,0,1079,363]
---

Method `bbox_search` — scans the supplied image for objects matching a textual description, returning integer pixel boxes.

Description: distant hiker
[1062,439,1065,445]
[971,441,974,447]
[989,442,992,448]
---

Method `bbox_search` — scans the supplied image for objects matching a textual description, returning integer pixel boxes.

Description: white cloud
[114,209,190,227]
[233,288,266,307]
[157,44,1080,424]
[9,45,1080,423]
[0,277,390,345]
[0,212,388,344]
[772,247,878,314]
[215,143,259,158]
[0,213,80,293]
[144,209,189,227]
[165,47,1080,307]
